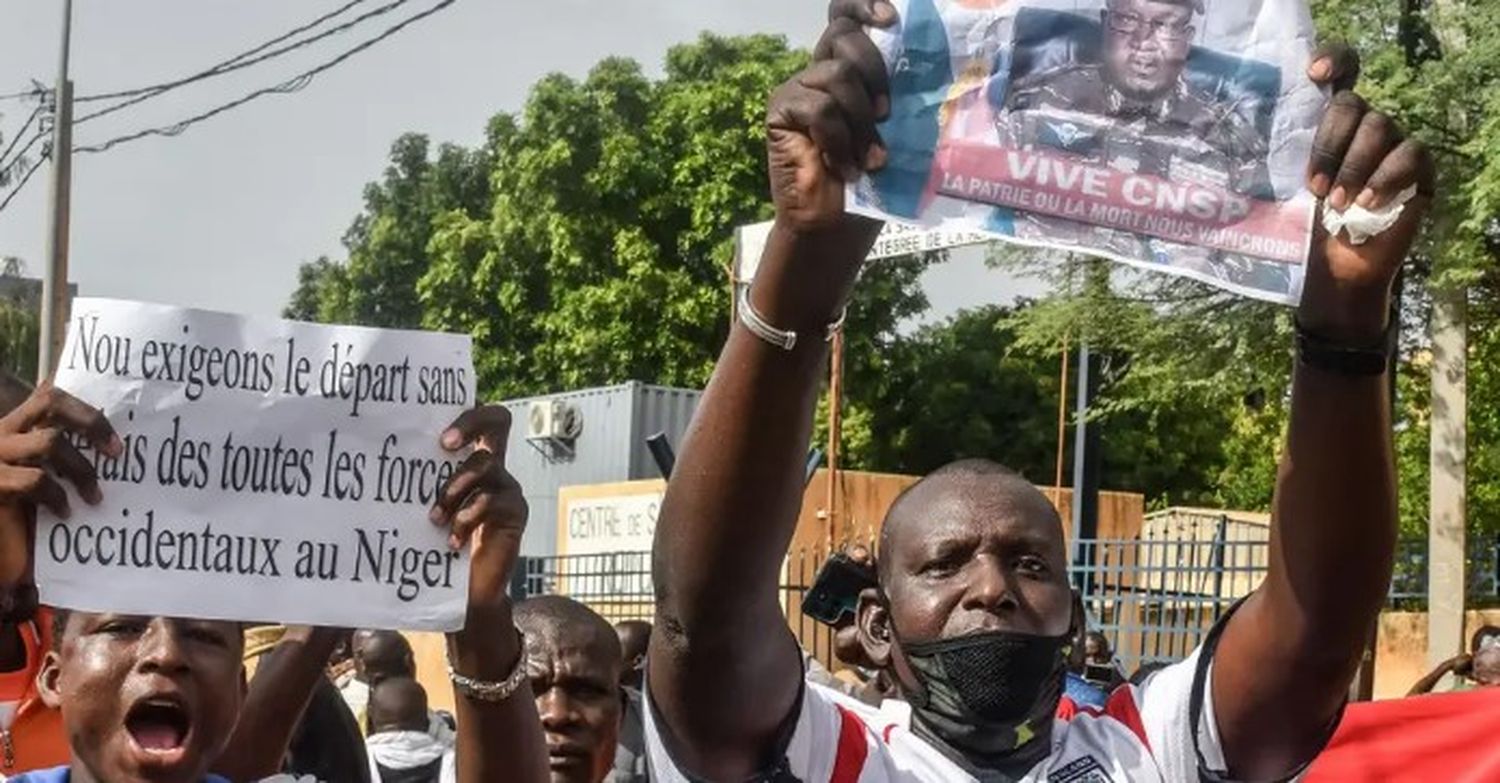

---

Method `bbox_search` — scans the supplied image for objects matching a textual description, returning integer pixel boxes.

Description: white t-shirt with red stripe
[644,647,1226,782]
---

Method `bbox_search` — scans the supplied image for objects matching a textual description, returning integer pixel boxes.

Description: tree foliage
[0,258,38,382]
[292,35,811,398]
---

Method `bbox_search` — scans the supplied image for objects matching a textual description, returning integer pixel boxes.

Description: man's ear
[37,650,64,709]
[855,587,892,669]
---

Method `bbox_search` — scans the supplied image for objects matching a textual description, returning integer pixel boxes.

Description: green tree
[838,304,1064,481]
[0,258,39,381]
[418,35,808,398]
[287,133,493,327]
[1307,0,1500,538]
[993,248,1293,509]
[282,256,344,321]
[292,34,942,408]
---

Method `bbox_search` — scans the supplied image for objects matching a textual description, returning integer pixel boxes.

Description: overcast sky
[0,0,1036,326]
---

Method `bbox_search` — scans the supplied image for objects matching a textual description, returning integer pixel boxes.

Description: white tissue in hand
[1322,185,1418,245]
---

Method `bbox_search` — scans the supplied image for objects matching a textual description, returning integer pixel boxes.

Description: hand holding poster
[848,0,1324,303]
[36,298,475,631]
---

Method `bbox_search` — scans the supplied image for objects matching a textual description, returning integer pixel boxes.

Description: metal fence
[513,534,1500,676]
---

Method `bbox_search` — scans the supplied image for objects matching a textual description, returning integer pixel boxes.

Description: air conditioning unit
[527,399,582,442]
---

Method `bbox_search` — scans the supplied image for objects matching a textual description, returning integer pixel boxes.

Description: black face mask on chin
[895,625,1072,759]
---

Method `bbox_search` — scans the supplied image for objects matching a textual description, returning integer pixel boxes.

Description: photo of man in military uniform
[991,0,1292,295]
[1004,0,1269,195]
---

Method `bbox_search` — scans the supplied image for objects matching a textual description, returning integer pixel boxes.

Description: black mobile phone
[1083,663,1116,686]
[802,553,877,626]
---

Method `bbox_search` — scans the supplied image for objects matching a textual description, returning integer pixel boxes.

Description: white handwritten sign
[36,298,475,631]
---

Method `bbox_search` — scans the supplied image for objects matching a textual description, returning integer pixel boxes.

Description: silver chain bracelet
[447,630,529,703]
[737,287,847,351]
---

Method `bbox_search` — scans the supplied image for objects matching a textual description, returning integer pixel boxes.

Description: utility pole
[1070,343,1101,587]
[825,327,845,550]
[1427,0,1468,682]
[37,0,74,382]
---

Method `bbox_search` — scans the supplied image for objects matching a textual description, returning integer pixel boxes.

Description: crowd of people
[0,0,1485,780]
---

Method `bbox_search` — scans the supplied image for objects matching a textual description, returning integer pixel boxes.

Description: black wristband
[1295,318,1396,377]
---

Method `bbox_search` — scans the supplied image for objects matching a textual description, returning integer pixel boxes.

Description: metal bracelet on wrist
[737,286,847,351]
[447,630,528,703]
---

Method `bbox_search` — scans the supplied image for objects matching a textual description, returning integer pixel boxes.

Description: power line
[0,87,44,102]
[75,0,413,128]
[78,0,382,102]
[76,0,457,155]
[0,104,43,171]
[0,134,48,185]
[0,154,47,216]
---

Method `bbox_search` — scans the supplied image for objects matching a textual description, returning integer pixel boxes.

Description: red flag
[1305,687,1500,782]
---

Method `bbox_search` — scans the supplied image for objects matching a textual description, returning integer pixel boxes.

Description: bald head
[1473,646,1500,687]
[517,597,625,783]
[516,596,623,674]
[879,460,1064,590]
[367,677,430,735]
[356,630,414,685]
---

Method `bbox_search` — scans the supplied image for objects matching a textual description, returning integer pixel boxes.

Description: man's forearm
[653,220,874,630]
[449,601,546,783]
[1271,364,1396,639]
[648,218,877,777]
[214,626,344,782]
[1217,360,1396,778]
[1407,660,1457,697]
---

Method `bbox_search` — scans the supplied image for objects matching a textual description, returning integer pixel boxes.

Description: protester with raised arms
[644,1,1433,780]
[0,384,548,783]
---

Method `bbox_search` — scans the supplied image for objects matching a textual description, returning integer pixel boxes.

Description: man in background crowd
[339,631,453,744]
[365,677,454,783]
[341,631,415,722]
[1409,625,1500,695]
[613,621,651,692]
[611,620,651,782]
[516,596,646,783]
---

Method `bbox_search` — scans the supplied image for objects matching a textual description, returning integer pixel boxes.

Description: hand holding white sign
[0,381,123,587]
[430,404,528,612]
[35,298,477,631]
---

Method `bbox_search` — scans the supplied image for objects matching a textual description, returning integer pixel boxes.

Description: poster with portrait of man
[848,0,1325,303]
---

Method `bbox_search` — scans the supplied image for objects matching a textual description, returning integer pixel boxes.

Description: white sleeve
[440,751,457,783]
[366,746,383,783]
[1135,646,1228,782]
[643,676,852,783]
